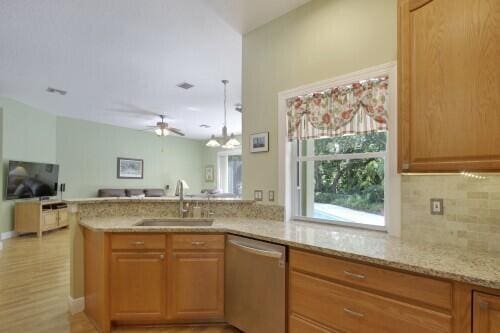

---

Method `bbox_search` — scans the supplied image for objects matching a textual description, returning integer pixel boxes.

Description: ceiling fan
[146,114,185,137]
[108,104,185,137]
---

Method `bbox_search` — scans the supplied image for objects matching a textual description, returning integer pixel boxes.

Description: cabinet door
[399,0,500,172]
[42,211,58,230]
[169,252,224,321]
[58,209,68,227]
[110,252,166,320]
[474,292,500,333]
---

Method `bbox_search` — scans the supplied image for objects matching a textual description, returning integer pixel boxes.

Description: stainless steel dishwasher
[225,235,286,333]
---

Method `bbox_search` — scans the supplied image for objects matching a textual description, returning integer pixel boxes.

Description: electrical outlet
[430,198,444,215]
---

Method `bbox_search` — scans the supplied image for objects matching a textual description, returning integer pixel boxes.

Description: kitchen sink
[135,218,214,227]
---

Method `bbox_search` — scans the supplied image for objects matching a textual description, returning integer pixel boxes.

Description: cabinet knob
[159,254,164,260]
[402,162,410,170]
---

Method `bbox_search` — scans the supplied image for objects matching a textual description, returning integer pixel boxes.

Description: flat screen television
[5,160,59,200]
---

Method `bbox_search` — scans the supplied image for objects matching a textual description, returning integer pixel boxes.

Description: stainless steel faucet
[177,180,189,218]
[205,193,215,218]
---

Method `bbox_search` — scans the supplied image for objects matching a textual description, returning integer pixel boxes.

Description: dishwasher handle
[229,239,284,260]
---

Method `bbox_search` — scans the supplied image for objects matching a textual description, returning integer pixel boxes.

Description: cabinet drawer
[171,234,224,251]
[290,249,452,310]
[111,234,166,250]
[290,314,335,333]
[290,271,452,333]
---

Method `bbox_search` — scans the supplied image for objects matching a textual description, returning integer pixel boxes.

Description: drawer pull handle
[131,241,145,246]
[344,271,366,279]
[191,241,206,246]
[344,308,364,318]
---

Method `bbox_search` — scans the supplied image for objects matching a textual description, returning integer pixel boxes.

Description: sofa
[98,188,166,198]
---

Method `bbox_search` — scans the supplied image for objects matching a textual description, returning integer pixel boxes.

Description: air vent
[177,82,194,90]
[46,87,67,95]
[199,124,210,128]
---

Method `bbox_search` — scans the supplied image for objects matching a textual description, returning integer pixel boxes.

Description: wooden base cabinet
[110,252,166,321]
[84,231,225,333]
[168,252,224,321]
[289,249,456,333]
[474,292,500,333]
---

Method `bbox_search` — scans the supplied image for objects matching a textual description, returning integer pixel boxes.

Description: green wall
[0,98,57,232]
[241,0,397,202]
[56,117,204,199]
[0,97,206,232]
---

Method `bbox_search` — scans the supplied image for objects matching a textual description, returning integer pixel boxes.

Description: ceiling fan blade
[168,128,185,136]
[108,104,175,120]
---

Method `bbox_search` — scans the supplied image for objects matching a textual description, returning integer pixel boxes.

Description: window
[217,150,242,197]
[292,132,387,229]
[280,63,398,232]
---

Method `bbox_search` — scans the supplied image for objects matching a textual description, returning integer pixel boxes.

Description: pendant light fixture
[206,80,240,149]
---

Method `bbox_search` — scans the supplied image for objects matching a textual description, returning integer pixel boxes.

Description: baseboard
[0,230,18,241]
[68,296,85,315]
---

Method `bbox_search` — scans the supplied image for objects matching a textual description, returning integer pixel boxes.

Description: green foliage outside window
[312,132,386,215]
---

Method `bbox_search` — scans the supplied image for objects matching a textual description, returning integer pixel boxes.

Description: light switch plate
[254,190,263,201]
[430,198,444,215]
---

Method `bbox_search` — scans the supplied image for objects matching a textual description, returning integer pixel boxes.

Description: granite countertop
[79,216,500,290]
[65,197,255,204]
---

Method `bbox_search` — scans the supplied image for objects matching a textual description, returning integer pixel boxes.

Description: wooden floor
[0,229,238,333]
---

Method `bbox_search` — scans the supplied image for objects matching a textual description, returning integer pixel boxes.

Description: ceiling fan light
[162,128,169,136]
[226,133,240,147]
[155,128,162,136]
[206,135,221,147]
[222,142,234,149]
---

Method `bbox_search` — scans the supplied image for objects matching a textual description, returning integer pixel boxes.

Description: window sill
[291,216,387,232]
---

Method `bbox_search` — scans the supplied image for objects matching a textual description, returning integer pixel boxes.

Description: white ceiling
[0,0,309,139]
[205,0,311,33]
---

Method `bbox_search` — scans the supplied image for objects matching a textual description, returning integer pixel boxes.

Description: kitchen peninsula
[68,197,500,333]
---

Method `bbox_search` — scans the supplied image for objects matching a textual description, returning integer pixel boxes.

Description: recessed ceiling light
[46,87,67,95]
[177,82,194,90]
[199,124,210,128]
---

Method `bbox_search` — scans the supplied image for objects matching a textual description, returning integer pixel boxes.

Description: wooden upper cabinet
[474,292,500,333]
[110,252,166,321]
[168,251,224,321]
[398,0,500,172]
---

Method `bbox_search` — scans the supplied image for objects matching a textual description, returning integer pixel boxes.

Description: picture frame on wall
[250,132,269,153]
[117,157,144,179]
[205,165,215,183]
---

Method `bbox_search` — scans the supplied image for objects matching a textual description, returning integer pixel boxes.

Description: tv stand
[14,200,69,237]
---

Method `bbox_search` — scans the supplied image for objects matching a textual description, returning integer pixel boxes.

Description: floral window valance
[287,76,389,141]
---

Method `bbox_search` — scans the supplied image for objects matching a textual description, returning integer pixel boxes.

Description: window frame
[216,148,242,195]
[278,62,401,236]
[291,136,389,231]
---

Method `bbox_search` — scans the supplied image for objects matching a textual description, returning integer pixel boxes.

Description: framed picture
[250,132,269,153]
[117,157,144,179]
[205,165,215,182]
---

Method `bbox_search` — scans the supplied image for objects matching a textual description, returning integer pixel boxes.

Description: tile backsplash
[401,174,500,252]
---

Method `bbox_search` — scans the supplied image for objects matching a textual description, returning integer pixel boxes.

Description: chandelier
[206,80,240,149]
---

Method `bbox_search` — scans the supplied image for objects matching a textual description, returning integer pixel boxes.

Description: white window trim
[277,62,401,237]
[216,148,242,193]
